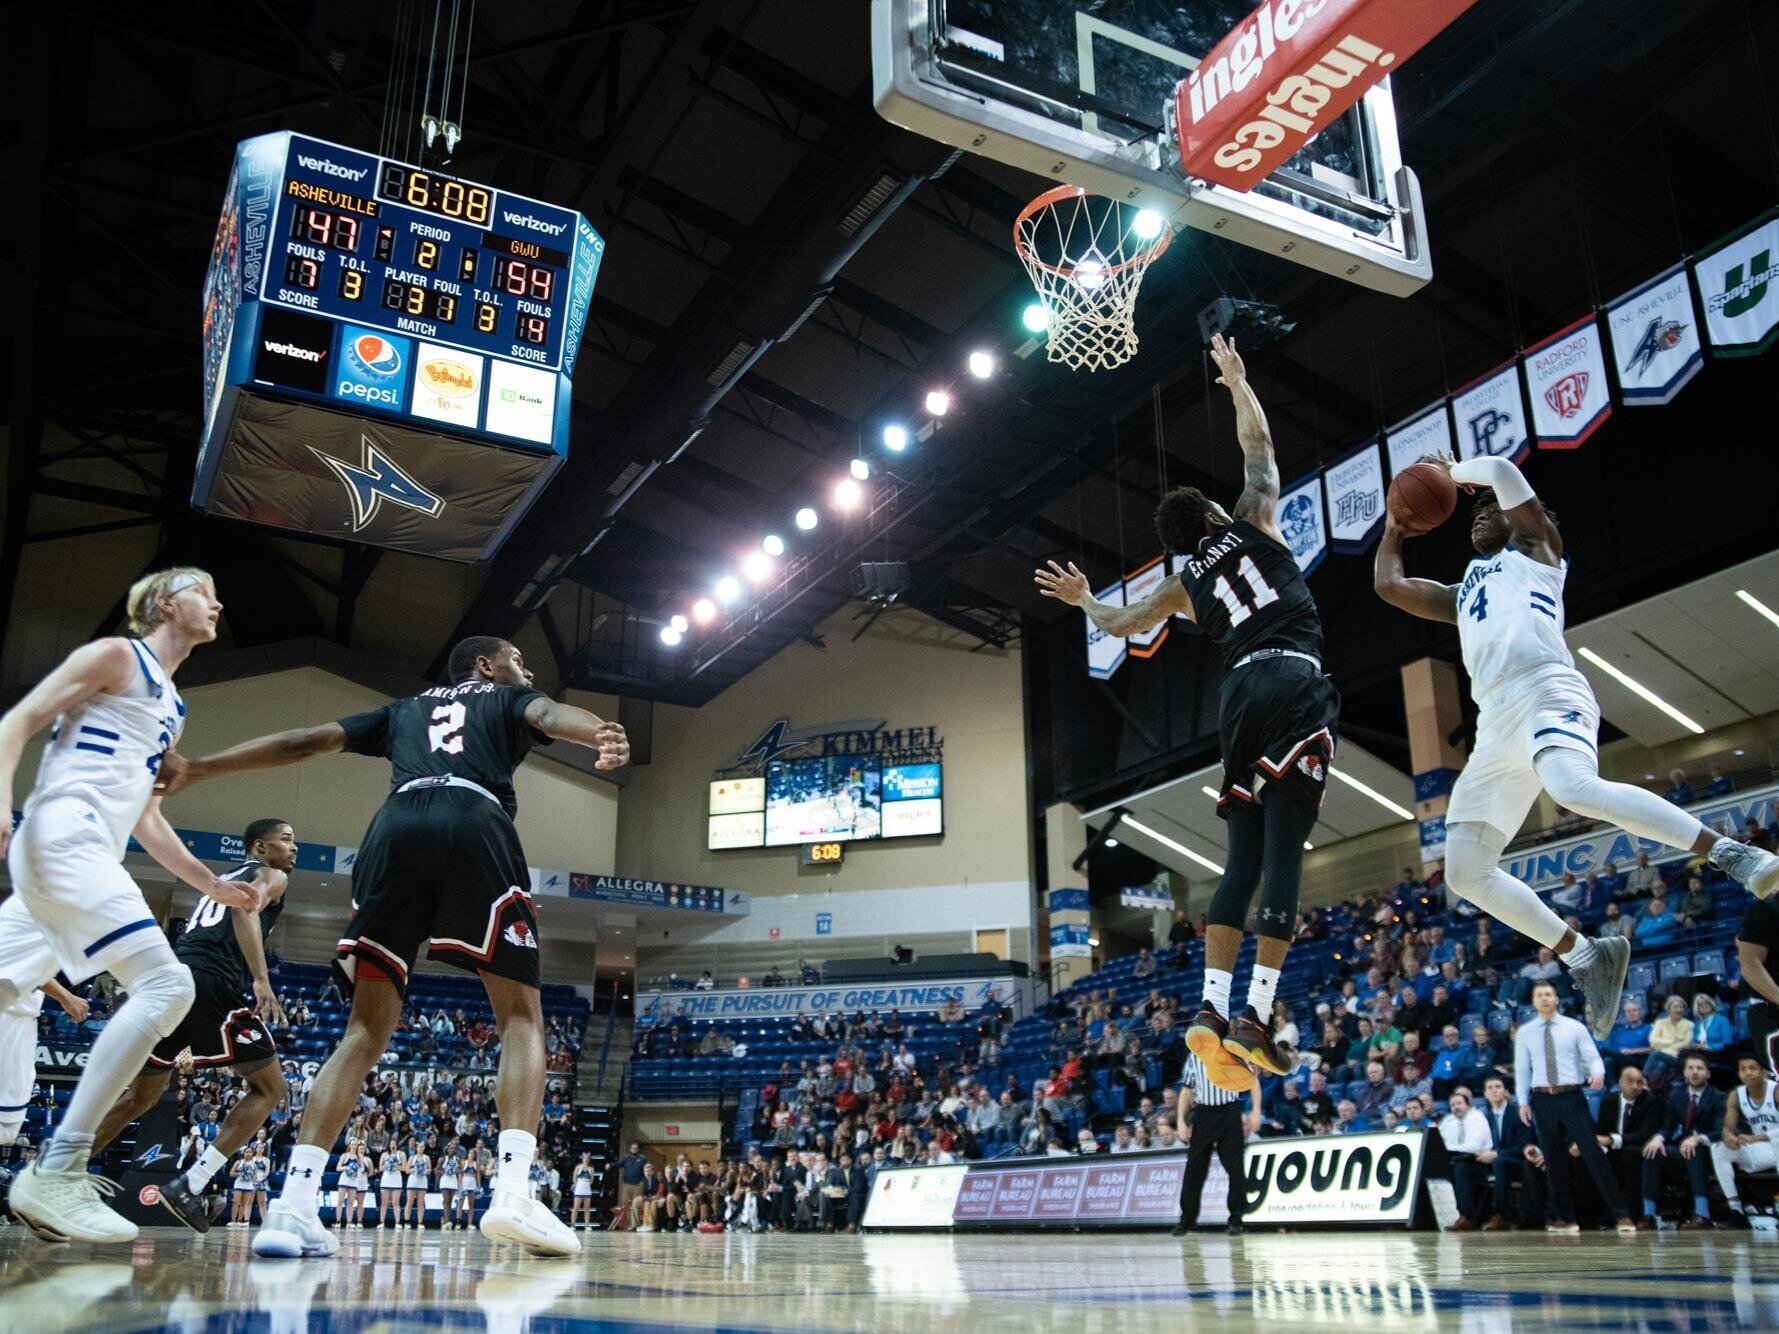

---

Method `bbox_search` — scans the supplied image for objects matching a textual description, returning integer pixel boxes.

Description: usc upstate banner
[1695,209,1779,358]
[1608,264,1703,405]
[1525,315,1611,448]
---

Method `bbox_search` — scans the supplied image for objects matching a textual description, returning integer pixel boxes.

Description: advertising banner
[1385,403,1455,478]
[1049,924,1092,959]
[1277,471,1327,574]
[1451,361,1528,462]
[1607,264,1703,406]
[1086,579,1128,679]
[1323,441,1385,553]
[1123,557,1171,657]
[638,976,1017,1022]
[1524,315,1611,448]
[1695,209,1779,357]
[1243,1131,1427,1225]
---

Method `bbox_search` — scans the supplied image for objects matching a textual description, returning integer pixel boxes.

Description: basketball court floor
[3,1228,1774,1332]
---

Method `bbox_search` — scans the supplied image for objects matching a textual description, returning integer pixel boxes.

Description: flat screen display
[708,777,765,815]
[881,762,943,838]
[765,755,883,846]
[707,812,766,850]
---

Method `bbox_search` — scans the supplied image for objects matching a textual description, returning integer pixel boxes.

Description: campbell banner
[1174,0,1482,190]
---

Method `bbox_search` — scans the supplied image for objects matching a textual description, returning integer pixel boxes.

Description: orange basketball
[1387,463,1458,532]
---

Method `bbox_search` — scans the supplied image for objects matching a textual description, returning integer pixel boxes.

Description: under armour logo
[309,434,446,533]
[299,1167,315,1179]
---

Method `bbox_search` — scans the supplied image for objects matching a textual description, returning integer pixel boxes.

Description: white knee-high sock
[1443,822,1573,951]
[1535,748,1705,852]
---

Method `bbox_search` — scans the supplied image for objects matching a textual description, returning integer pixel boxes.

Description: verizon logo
[500,210,568,236]
[296,154,368,182]
[264,340,325,362]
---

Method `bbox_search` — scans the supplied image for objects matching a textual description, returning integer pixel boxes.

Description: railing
[594,996,620,1090]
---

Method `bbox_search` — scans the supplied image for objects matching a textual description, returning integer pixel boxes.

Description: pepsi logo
[351,335,403,378]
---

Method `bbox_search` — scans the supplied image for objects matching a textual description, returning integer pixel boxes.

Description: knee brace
[114,958,196,1041]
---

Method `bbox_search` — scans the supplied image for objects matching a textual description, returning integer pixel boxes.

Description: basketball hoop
[1014,186,1172,372]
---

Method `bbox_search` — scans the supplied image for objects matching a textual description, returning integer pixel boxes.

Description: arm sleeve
[337,705,393,757]
[1449,455,1537,509]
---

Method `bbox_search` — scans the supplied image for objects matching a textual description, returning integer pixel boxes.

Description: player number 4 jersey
[1455,546,1574,703]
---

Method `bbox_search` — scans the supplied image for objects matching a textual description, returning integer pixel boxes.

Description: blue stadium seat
[1487,1010,1512,1037]
[1626,961,1657,994]
[1692,949,1724,977]
[1658,955,1691,984]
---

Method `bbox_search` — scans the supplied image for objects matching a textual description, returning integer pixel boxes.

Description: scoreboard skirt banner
[863,1132,1449,1232]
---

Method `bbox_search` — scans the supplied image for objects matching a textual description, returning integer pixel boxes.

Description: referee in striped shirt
[1174,1051,1253,1236]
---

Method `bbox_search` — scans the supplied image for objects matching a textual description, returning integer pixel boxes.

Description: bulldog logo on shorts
[1298,754,1326,783]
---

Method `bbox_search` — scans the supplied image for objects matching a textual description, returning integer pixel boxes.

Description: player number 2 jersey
[338,681,549,819]
[1454,546,1573,702]
[1173,520,1324,669]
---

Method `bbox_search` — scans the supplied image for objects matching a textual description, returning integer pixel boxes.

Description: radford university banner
[1525,316,1611,448]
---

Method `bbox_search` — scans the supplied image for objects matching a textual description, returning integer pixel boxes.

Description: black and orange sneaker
[1223,1005,1291,1076]
[1186,1007,1256,1093]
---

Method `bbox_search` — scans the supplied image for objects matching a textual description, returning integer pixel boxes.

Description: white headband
[165,572,205,595]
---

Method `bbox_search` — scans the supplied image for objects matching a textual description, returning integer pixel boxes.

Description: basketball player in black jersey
[157,635,628,1258]
[1036,334,1338,1092]
[87,817,296,1231]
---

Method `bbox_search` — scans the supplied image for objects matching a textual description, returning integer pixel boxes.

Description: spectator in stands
[1430,1025,1466,1097]
[693,971,715,991]
[1354,1062,1394,1120]
[1368,1009,1404,1068]
[1334,1100,1367,1134]
[1472,920,1508,968]
[1427,925,1454,966]
[1691,994,1732,1054]
[1298,1071,1335,1126]
[1109,1124,1137,1153]
[1706,766,1735,799]
[1133,948,1157,980]
[1604,998,1652,1073]
[1074,1127,1101,1155]
[1424,985,1460,1041]
[1390,1037,1433,1111]
[1743,817,1776,853]
[1167,910,1192,963]
[764,966,786,988]
[1515,948,1563,1003]
[1312,1019,1349,1077]
[1440,1088,1493,1229]
[1595,1064,1662,1227]
[1268,999,1298,1053]
[1598,901,1635,942]
[1641,1053,1723,1229]
[1624,851,1662,899]
[1675,874,1714,932]
[1637,896,1685,951]
[1155,1122,1181,1150]
[1551,872,1581,909]
[1665,768,1695,806]
[1262,1079,1304,1138]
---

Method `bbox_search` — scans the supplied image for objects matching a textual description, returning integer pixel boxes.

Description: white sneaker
[8,1163,137,1244]
[252,1202,342,1259]
[480,1190,581,1256]
[1715,840,1779,899]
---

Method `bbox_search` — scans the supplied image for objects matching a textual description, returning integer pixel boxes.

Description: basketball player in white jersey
[1375,455,1779,1037]
[0,978,85,1151]
[0,567,258,1242]
[1713,1051,1778,1218]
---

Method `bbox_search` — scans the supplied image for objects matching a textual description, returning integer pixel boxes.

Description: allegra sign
[1173,0,1479,190]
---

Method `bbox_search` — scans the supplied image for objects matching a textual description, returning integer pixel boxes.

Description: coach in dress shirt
[1641,1052,1725,1229]
[1514,980,1635,1233]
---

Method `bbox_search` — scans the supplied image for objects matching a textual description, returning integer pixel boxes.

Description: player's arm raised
[1374,514,1459,623]
[1442,453,1563,564]
[1033,561,1194,637]
[0,638,136,857]
[133,796,263,909]
[523,698,631,770]
[1210,334,1282,540]
[155,722,349,797]
[233,866,289,1024]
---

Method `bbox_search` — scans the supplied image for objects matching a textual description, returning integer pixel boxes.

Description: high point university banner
[1323,442,1385,553]
[1451,361,1529,462]
[1386,404,1454,476]
[1277,472,1328,574]
[1525,315,1611,448]
[1607,264,1704,405]
[639,976,1017,1021]
[1695,209,1779,358]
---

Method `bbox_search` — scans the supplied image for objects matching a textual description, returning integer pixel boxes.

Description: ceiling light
[882,424,908,451]
[1735,749,1746,757]
[743,552,772,582]
[834,478,862,509]
[670,614,688,634]
[1104,838,1119,848]
[925,389,951,416]
[850,458,871,480]
[795,508,818,531]
[659,626,683,647]
[967,350,995,379]
[1329,767,1416,821]
[1303,842,1314,852]
[714,576,741,604]
[1577,646,1703,734]
[1131,209,1165,241]
[1644,773,1656,781]
[692,599,716,624]
[1021,303,1049,333]
[1088,936,1100,948]
[762,534,786,557]
[1118,815,1224,876]
[1736,589,1779,630]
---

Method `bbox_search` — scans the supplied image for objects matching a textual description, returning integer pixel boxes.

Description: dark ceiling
[3,0,1775,712]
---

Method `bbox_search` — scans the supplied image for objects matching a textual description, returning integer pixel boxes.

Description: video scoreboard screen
[706,760,943,850]
[196,132,605,561]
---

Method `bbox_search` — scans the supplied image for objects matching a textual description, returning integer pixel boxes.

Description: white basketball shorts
[1446,665,1601,840]
[0,987,43,1142]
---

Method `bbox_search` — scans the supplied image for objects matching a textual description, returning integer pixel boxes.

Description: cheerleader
[335,1138,366,1228]
[437,1145,462,1231]
[403,1137,431,1229]
[229,1146,257,1227]
[378,1142,406,1229]
[250,1141,271,1224]
[570,1152,596,1230]
[452,1146,480,1230]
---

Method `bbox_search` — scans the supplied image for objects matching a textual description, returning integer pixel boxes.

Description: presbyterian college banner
[1525,315,1611,448]
[1451,361,1529,462]
[1607,264,1703,405]
[1323,442,1385,554]
[1695,209,1779,358]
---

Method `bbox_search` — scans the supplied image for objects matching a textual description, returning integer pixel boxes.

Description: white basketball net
[1015,187,1172,372]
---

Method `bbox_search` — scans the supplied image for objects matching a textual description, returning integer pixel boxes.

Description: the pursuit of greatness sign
[639,977,1015,1020]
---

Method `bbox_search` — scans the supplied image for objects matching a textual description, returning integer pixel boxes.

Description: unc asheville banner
[1607,264,1703,405]
[1386,404,1454,477]
[1085,579,1128,679]
[1525,315,1611,448]
[638,976,1017,1021]
[1322,442,1385,553]
[1502,780,1779,891]
[1451,361,1529,462]
[1277,471,1327,574]
[1123,557,1170,658]
[1695,209,1779,358]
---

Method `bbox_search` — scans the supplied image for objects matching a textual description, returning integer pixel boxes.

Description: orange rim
[1013,184,1173,279]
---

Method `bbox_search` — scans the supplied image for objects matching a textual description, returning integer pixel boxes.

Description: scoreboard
[196,132,604,561]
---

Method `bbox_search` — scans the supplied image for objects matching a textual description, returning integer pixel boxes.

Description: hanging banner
[1451,361,1529,462]
[1123,557,1171,658]
[1277,472,1327,575]
[1049,923,1092,958]
[1386,403,1455,476]
[1169,556,1199,623]
[1695,209,1779,358]
[1607,264,1704,406]
[1322,441,1386,554]
[1085,579,1128,679]
[1525,315,1611,449]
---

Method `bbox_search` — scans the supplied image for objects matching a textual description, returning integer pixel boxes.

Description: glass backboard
[872,0,1432,294]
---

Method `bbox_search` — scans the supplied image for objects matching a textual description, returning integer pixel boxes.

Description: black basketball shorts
[336,784,541,997]
[1215,653,1341,818]
[147,967,278,1072]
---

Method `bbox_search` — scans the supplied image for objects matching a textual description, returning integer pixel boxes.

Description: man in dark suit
[815,1153,849,1232]
[845,1150,871,1231]
[1476,1075,1543,1228]
[775,1152,804,1231]
[1641,1052,1726,1229]
[1594,1065,1663,1226]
